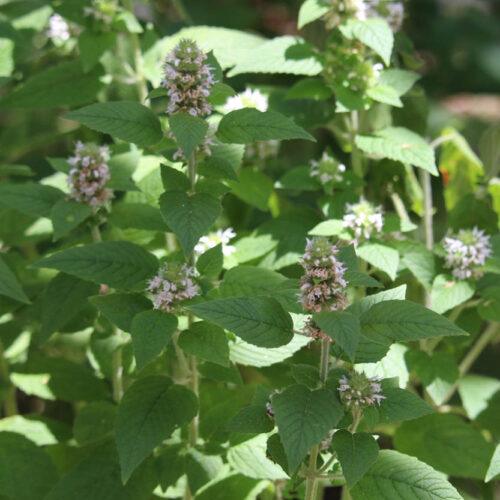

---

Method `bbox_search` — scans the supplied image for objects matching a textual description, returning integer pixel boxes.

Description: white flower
[47,14,70,41]
[224,88,268,113]
[194,227,236,257]
[343,198,384,242]
[443,227,492,280]
[310,151,346,185]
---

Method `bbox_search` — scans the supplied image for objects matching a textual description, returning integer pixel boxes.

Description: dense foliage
[0,1,499,499]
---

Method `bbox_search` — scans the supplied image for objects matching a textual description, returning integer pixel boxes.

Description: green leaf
[356,127,438,175]
[0,61,104,109]
[11,357,109,402]
[332,430,379,487]
[227,167,274,211]
[196,244,223,277]
[344,271,382,288]
[480,123,500,177]
[430,274,475,314]
[216,108,314,144]
[50,199,93,241]
[78,30,116,72]
[160,164,190,191]
[378,387,433,423]
[90,293,151,332]
[350,449,463,500]
[285,78,333,101]
[340,18,394,65]
[228,434,287,480]
[41,273,99,342]
[131,311,178,370]
[178,321,229,367]
[198,156,239,182]
[457,374,500,420]
[185,449,223,495]
[0,254,30,304]
[227,35,322,77]
[199,361,242,385]
[378,69,420,96]
[64,101,163,146]
[272,384,344,472]
[397,240,436,291]
[291,364,320,388]
[278,166,321,191]
[195,473,268,500]
[0,415,70,446]
[73,401,116,445]
[116,376,197,482]
[187,296,294,348]
[0,38,14,78]
[169,113,208,158]
[159,190,221,257]
[297,0,329,29]
[394,413,495,479]
[45,442,157,500]
[226,405,274,434]
[314,311,360,361]
[0,432,58,500]
[347,285,406,316]
[486,444,500,482]
[0,183,64,217]
[366,85,402,107]
[357,243,399,280]
[478,286,500,322]
[108,203,169,232]
[32,241,159,290]
[156,444,185,491]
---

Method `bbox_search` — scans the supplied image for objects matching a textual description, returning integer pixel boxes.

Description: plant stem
[0,340,17,416]
[349,111,363,195]
[90,222,102,243]
[305,444,320,500]
[320,338,330,383]
[123,0,148,103]
[441,323,500,405]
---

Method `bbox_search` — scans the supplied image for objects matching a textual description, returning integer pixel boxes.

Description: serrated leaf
[0,254,30,304]
[314,311,360,361]
[297,0,329,29]
[291,364,320,388]
[160,164,190,191]
[332,430,379,487]
[344,271,382,288]
[178,321,229,367]
[64,101,163,146]
[0,183,64,217]
[430,274,475,314]
[347,285,406,317]
[366,85,402,107]
[0,61,104,109]
[50,199,93,240]
[340,18,394,65]
[378,387,433,423]
[41,273,99,342]
[356,127,438,175]
[486,444,500,482]
[33,241,158,290]
[227,405,274,434]
[357,243,399,280]
[457,374,500,420]
[187,296,293,348]
[378,69,420,96]
[198,156,238,181]
[108,203,169,232]
[394,413,495,479]
[0,432,59,500]
[73,401,116,445]
[90,293,151,332]
[216,108,314,144]
[397,240,436,291]
[196,243,223,277]
[350,450,463,500]
[272,384,344,472]
[159,190,221,257]
[131,311,178,370]
[116,376,197,482]
[78,30,116,72]
[169,113,208,158]
[285,78,333,100]
[227,167,274,211]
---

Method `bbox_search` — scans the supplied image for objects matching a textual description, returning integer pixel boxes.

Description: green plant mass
[0,0,499,499]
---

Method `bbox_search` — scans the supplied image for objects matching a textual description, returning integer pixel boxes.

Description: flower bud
[342,198,384,243]
[338,371,386,409]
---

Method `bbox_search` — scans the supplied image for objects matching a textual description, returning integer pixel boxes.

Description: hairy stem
[320,338,330,383]
[305,444,320,500]
[0,340,17,416]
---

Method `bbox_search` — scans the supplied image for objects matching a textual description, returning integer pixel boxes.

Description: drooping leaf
[115,376,197,482]
[0,183,64,217]
[357,243,399,280]
[331,430,379,487]
[297,0,329,29]
[131,311,178,370]
[64,102,163,146]
[272,384,344,472]
[216,108,314,144]
[169,113,208,158]
[378,387,433,423]
[33,241,159,290]
[0,254,30,304]
[350,450,463,500]
[187,296,294,348]
[50,199,93,241]
[196,244,223,278]
[159,190,221,257]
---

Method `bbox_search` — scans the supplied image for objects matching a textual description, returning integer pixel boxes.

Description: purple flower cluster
[338,371,386,409]
[147,262,200,312]
[443,227,493,280]
[161,39,216,117]
[66,142,113,207]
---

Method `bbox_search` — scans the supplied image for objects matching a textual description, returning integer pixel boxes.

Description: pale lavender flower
[343,198,384,243]
[443,227,493,280]
[338,371,386,409]
[194,227,237,257]
[310,151,346,185]
[66,142,113,207]
[48,14,70,41]
[224,88,268,113]
[147,263,200,312]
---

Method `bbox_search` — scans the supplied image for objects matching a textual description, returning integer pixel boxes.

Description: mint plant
[0,1,499,499]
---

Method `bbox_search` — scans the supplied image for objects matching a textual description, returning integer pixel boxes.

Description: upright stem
[320,338,330,383]
[90,222,102,243]
[420,169,433,313]
[349,111,363,195]
[123,0,148,103]
[0,340,17,416]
